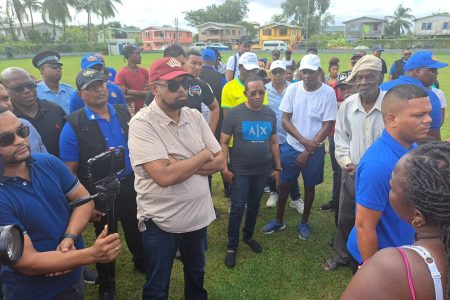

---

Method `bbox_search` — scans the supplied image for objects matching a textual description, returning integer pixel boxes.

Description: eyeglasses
[248,90,265,97]
[0,125,30,147]
[272,70,285,75]
[153,78,191,93]
[7,82,37,94]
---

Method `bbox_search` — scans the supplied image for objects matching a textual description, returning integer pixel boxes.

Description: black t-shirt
[144,78,214,112]
[380,58,388,75]
[222,103,277,176]
[13,99,66,157]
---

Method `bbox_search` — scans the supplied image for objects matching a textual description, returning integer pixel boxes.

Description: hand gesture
[91,225,121,264]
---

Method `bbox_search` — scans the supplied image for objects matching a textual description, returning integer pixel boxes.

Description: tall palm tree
[95,0,122,27]
[41,0,71,38]
[385,4,414,36]
[73,0,95,41]
[8,0,26,39]
[23,0,42,29]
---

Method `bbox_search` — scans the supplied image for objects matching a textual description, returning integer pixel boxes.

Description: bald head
[0,67,32,85]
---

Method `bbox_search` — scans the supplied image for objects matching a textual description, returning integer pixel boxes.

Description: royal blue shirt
[107,67,117,83]
[389,60,406,76]
[380,75,442,129]
[266,81,290,144]
[36,81,75,114]
[0,154,83,299]
[347,130,416,263]
[69,82,127,113]
[59,104,132,179]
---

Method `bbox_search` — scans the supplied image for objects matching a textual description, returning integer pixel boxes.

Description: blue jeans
[228,173,268,250]
[142,220,208,300]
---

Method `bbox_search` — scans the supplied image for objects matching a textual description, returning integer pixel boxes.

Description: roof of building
[342,16,385,23]
[258,22,303,29]
[97,27,141,34]
[414,13,450,21]
[142,26,191,32]
[197,22,245,29]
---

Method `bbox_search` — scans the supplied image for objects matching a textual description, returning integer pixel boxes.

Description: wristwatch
[274,168,282,172]
[62,233,78,242]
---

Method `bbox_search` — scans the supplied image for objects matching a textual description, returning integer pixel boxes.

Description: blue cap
[404,51,448,71]
[81,54,103,69]
[373,45,384,52]
[201,49,216,62]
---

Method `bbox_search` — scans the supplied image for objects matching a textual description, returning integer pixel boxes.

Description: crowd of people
[0,37,449,300]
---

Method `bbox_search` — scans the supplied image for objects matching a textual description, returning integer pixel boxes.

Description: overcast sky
[1,0,449,31]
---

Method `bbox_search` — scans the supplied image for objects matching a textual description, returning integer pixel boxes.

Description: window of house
[421,22,432,30]
[279,27,288,35]
[444,22,449,29]
[145,31,150,38]
[373,24,378,31]
[232,29,235,35]
[349,24,359,32]
[263,29,272,36]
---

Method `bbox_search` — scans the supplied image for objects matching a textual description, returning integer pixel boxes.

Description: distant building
[141,26,193,51]
[414,14,450,37]
[97,28,141,56]
[257,22,303,49]
[342,17,385,41]
[197,22,246,43]
[0,22,63,41]
[322,25,345,34]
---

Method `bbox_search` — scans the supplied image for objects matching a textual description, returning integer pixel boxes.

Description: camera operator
[0,107,120,299]
[59,69,145,299]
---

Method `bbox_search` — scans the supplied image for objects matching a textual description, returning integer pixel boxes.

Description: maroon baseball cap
[149,57,189,82]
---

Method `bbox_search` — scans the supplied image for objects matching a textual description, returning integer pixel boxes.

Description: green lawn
[1,52,449,299]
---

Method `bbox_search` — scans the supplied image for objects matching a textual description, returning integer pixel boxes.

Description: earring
[411,219,422,228]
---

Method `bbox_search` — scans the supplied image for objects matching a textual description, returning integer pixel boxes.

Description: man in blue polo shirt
[33,50,75,114]
[380,51,447,141]
[69,54,127,113]
[0,107,120,299]
[346,84,432,272]
[59,68,144,299]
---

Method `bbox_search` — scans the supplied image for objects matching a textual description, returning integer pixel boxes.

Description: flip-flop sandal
[322,259,339,272]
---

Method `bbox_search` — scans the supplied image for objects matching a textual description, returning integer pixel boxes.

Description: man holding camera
[128,57,224,299]
[0,107,120,299]
[59,69,144,299]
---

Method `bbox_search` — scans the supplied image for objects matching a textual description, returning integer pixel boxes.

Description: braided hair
[402,141,450,298]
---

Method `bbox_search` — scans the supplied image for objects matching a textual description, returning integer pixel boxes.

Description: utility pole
[175,18,179,43]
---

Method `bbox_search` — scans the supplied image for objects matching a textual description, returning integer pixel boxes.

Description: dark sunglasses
[8,82,37,93]
[272,70,285,75]
[0,125,30,147]
[248,90,265,97]
[154,78,191,93]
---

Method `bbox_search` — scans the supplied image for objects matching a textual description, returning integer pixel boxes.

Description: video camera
[0,225,24,266]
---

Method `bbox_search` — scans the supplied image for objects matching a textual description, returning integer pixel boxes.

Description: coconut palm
[95,0,122,27]
[8,0,26,39]
[41,0,71,38]
[385,4,414,36]
[22,0,42,29]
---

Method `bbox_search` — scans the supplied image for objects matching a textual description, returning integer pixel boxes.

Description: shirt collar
[84,103,116,121]
[0,157,36,184]
[351,89,384,113]
[380,130,417,159]
[398,75,425,88]
[40,81,62,94]
[149,100,191,127]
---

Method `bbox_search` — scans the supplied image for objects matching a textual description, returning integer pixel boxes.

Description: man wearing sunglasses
[0,67,66,157]
[32,50,75,114]
[0,107,121,300]
[389,48,412,81]
[60,68,145,299]
[0,83,46,153]
[380,51,447,141]
[128,57,224,299]
[220,76,280,268]
[69,54,127,113]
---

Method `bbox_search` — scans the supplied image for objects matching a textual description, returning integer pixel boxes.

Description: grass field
[1,51,449,299]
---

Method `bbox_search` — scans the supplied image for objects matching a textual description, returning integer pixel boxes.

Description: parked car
[207,43,229,51]
[354,45,370,50]
[191,42,208,51]
[262,40,288,51]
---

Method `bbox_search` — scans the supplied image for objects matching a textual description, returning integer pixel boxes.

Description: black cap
[351,51,366,60]
[32,50,63,68]
[238,35,254,45]
[272,49,281,55]
[76,68,104,90]
[306,47,318,54]
[337,71,353,87]
[123,45,143,59]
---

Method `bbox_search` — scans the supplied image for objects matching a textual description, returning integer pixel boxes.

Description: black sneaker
[243,239,262,253]
[320,201,335,212]
[224,250,236,268]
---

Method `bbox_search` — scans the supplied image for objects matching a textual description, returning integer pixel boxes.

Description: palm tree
[41,0,71,38]
[95,0,122,27]
[73,0,95,41]
[385,4,414,36]
[8,0,26,39]
[23,0,42,29]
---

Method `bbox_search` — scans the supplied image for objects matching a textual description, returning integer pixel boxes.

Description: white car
[207,43,229,51]
[353,45,370,50]
[191,42,208,51]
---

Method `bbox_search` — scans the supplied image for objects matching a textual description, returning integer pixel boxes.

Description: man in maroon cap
[128,57,225,299]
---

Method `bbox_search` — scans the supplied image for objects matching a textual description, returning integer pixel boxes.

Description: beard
[9,144,31,164]
[162,98,186,110]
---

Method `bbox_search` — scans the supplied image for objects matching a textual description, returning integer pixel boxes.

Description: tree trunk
[29,7,34,29]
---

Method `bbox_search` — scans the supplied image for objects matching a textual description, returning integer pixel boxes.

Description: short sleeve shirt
[185,78,215,111]
[13,99,66,157]
[0,154,83,299]
[432,87,447,108]
[69,82,127,113]
[266,81,290,144]
[36,82,75,114]
[226,53,241,79]
[128,101,221,233]
[115,66,149,112]
[20,118,47,154]
[279,82,337,152]
[221,78,269,109]
[222,103,277,176]
[346,130,416,263]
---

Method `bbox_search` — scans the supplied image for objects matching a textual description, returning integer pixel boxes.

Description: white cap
[238,52,259,70]
[270,60,286,71]
[299,54,321,71]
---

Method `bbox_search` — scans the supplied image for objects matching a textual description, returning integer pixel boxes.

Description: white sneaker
[264,186,270,193]
[266,192,278,208]
[290,198,304,214]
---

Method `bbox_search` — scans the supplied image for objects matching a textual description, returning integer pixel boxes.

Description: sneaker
[298,223,311,240]
[83,268,98,284]
[320,201,334,212]
[290,198,304,214]
[224,250,236,268]
[243,239,262,253]
[261,219,286,234]
[266,192,278,208]
[264,186,270,193]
